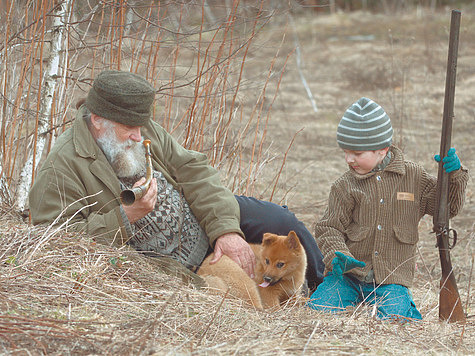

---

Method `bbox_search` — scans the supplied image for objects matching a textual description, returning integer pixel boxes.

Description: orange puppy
[198,231,307,309]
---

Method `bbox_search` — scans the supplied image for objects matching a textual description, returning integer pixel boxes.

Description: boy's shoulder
[389,146,428,174]
[331,170,358,189]
[404,159,425,170]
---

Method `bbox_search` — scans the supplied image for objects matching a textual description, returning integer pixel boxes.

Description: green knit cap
[337,97,393,151]
[85,70,155,126]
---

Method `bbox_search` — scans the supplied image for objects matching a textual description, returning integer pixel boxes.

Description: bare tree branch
[288,13,318,113]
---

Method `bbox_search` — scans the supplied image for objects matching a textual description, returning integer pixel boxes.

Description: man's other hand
[210,233,256,278]
[122,177,157,223]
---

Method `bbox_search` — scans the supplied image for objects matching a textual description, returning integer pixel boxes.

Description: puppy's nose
[263,276,272,283]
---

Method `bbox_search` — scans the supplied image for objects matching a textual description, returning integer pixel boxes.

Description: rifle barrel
[433,9,465,324]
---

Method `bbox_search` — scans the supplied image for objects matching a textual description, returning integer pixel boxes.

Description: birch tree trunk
[16,0,70,212]
[0,2,14,206]
[0,166,12,205]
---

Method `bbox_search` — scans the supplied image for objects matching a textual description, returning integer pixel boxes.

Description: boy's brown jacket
[28,106,243,247]
[315,145,468,287]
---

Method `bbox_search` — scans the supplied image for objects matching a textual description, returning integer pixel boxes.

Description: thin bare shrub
[0,0,291,211]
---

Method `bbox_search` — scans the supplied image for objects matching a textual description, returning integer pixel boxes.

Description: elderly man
[29,70,324,290]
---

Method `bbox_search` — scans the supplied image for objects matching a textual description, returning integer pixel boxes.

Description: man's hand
[122,177,157,223]
[331,251,366,279]
[210,233,256,278]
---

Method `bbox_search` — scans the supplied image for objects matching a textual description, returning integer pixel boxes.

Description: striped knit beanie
[85,70,155,126]
[336,97,393,151]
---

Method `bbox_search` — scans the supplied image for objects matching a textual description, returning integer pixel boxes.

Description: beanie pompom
[337,97,393,151]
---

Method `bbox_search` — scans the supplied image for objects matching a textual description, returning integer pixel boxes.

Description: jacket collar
[350,145,406,180]
[73,105,101,159]
[72,105,121,196]
[384,145,406,174]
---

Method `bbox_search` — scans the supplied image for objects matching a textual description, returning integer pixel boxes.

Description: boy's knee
[374,285,422,321]
[307,274,358,312]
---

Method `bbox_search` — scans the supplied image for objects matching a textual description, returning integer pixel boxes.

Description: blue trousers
[307,273,422,320]
[235,195,324,291]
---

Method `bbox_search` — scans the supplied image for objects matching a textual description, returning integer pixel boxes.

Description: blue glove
[434,147,461,173]
[331,251,366,279]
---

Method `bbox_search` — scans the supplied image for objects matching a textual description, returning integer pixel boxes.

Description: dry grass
[0,207,473,355]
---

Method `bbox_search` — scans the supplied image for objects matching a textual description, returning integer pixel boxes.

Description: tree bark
[16,0,70,212]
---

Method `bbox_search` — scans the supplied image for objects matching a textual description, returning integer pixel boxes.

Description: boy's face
[343,148,389,175]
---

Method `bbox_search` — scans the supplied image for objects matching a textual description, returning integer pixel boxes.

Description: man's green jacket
[28,106,243,247]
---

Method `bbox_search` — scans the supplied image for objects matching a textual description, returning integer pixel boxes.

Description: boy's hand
[434,147,461,173]
[331,251,366,279]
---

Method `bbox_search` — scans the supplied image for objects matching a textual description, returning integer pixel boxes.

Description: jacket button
[380,198,384,204]
[377,225,383,230]
[375,251,379,256]
[376,176,382,181]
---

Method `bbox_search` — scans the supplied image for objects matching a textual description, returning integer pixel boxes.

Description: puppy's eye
[265,258,270,265]
[276,262,284,268]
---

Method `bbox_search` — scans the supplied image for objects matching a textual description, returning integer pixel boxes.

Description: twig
[464,251,474,314]
[417,245,435,283]
[0,315,106,350]
[457,253,474,350]
[197,288,229,346]
[288,14,318,113]
[136,293,176,355]
[269,128,302,202]
[303,320,320,354]
[50,271,147,313]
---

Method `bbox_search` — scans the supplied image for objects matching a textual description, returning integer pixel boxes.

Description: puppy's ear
[262,233,277,245]
[286,230,301,250]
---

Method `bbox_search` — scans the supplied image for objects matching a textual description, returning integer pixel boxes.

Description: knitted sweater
[315,145,469,288]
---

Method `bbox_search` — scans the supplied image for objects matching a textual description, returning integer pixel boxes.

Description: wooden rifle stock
[433,10,465,324]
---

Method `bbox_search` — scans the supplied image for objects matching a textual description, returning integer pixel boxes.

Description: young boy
[307,97,468,320]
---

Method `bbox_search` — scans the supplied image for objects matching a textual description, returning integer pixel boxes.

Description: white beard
[96,126,146,179]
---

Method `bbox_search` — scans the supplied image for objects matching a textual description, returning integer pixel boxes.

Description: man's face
[343,148,387,175]
[94,116,142,144]
[93,116,146,178]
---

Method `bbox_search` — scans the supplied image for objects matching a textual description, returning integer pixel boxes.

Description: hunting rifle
[433,9,465,324]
